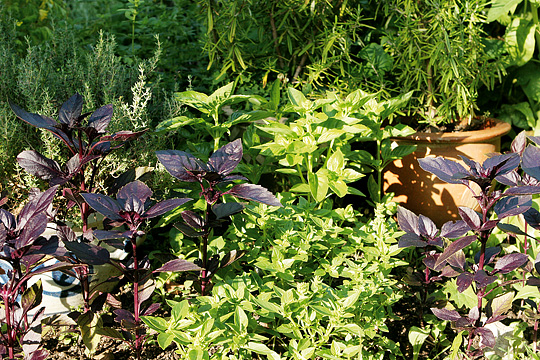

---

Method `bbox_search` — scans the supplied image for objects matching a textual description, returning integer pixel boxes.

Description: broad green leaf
[317,129,345,144]
[254,298,282,314]
[245,342,281,360]
[255,122,295,136]
[141,316,168,332]
[515,285,540,301]
[287,140,317,154]
[486,0,521,22]
[188,348,204,360]
[172,300,190,321]
[326,149,344,172]
[379,91,413,120]
[329,179,348,197]
[409,326,430,360]
[175,91,210,113]
[506,18,536,67]
[309,171,329,203]
[444,278,478,309]
[288,87,309,109]
[270,80,281,111]
[235,306,248,330]
[208,82,234,105]
[290,183,311,193]
[157,333,174,349]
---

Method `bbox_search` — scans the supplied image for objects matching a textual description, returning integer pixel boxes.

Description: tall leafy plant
[156,139,282,295]
[397,133,540,357]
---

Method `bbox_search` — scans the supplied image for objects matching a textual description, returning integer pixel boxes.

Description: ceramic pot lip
[394,119,511,144]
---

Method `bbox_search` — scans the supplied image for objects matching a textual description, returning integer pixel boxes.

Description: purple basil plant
[0,186,77,359]
[10,94,147,317]
[156,139,282,295]
[397,132,540,358]
[81,180,199,360]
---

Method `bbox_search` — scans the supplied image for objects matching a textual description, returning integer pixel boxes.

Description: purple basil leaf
[446,250,466,270]
[155,150,207,182]
[103,129,148,142]
[524,208,540,230]
[87,104,113,133]
[475,246,501,266]
[9,100,56,129]
[137,278,156,307]
[16,213,47,249]
[21,281,42,314]
[81,193,123,221]
[431,308,462,321]
[58,93,83,126]
[66,153,100,176]
[21,262,78,284]
[17,150,65,183]
[535,252,540,276]
[522,145,540,181]
[479,220,499,231]
[223,174,248,182]
[440,265,460,277]
[174,222,205,238]
[503,186,540,196]
[530,136,540,146]
[144,198,191,219]
[435,235,476,268]
[497,223,530,239]
[397,206,419,234]
[511,131,528,155]
[228,183,282,207]
[485,314,507,325]
[468,306,480,321]
[118,180,152,203]
[476,327,496,349]
[440,220,470,238]
[123,195,145,214]
[456,272,474,293]
[493,253,528,274]
[458,207,481,230]
[0,209,15,230]
[143,303,161,316]
[418,215,437,237]
[528,277,540,286]
[398,233,426,248]
[220,250,246,268]
[154,258,202,272]
[497,170,521,186]
[64,241,110,265]
[114,309,135,324]
[418,157,468,184]
[207,139,243,176]
[27,349,48,360]
[494,196,532,219]
[92,230,124,241]
[17,185,58,230]
[212,202,245,219]
[483,153,520,177]
[181,210,205,229]
[474,269,497,288]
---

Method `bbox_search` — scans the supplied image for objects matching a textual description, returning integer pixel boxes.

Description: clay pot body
[383,120,512,226]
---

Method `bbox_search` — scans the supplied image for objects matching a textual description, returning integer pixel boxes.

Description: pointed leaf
[418,157,468,184]
[81,193,123,221]
[155,259,202,272]
[228,184,282,207]
[64,241,110,265]
[474,269,497,288]
[220,250,246,268]
[118,180,152,202]
[58,94,83,126]
[137,278,156,308]
[435,235,476,268]
[397,206,419,234]
[503,186,540,195]
[522,145,540,181]
[431,308,462,321]
[181,210,205,229]
[155,150,207,182]
[476,327,496,349]
[207,139,243,176]
[458,207,482,230]
[440,220,470,238]
[475,246,501,266]
[483,153,520,177]
[17,150,65,183]
[88,104,113,133]
[21,280,43,314]
[494,196,532,219]
[398,233,426,248]
[144,198,191,219]
[18,185,58,229]
[16,213,47,249]
[9,100,56,129]
[212,202,244,219]
[493,253,528,274]
[524,207,540,230]
[456,272,474,293]
[512,131,528,155]
[490,292,514,318]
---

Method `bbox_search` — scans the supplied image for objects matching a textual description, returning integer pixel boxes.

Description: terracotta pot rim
[394,119,511,144]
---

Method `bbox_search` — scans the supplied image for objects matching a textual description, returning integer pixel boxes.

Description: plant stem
[131,234,142,360]
[3,292,14,359]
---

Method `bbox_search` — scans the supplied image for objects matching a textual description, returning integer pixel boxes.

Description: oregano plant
[397,132,540,358]
[156,138,282,295]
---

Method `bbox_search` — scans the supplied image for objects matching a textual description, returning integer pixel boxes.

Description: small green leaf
[288,87,309,108]
[409,326,430,360]
[157,333,174,349]
[326,149,344,172]
[141,316,168,332]
[490,292,514,317]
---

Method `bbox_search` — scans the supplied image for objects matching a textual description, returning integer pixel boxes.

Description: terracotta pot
[383,119,512,226]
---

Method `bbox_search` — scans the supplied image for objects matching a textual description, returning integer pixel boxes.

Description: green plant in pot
[379,0,511,224]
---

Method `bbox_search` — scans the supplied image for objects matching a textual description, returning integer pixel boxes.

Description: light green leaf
[450,331,465,360]
[235,306,248,330]
[175,91,210,113]
[515,285,540,301]
[317,129,346,144]
[254,298,282,314]
[490,292,514,317]
[255,122,295,136]
[309,171,329,203]
[326,149,344,172]
[290,183,311,193]
[157,333,174,349]
[172,300,190,321]
[409,326,430,360]
[329,179,348,197]
[141,316,168,332]
[245,342,281,360]
[506,18,536,67]
[288,87,309,109]
[487,0,522,23]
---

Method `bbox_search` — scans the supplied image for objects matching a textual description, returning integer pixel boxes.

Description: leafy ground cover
[4,1,540,359]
